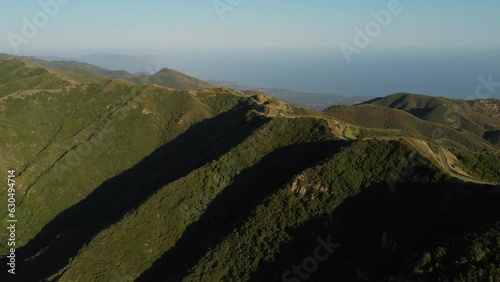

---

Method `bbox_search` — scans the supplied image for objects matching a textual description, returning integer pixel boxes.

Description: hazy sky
[1,0,500,55]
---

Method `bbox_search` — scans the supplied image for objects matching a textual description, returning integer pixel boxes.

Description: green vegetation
[0,59,70,97]
[325,98,500,183]
[127,68,214,90]
[0,57,499,281]
[184,140,445,281]
[410,221,500,281]
[364,93,500,146]
[454,150,500,182]
[324,103,494,150]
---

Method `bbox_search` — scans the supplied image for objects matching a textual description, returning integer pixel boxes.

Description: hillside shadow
[251,181,500,282]
[483,130,500,146]
[136,140,344,281]
[407,107,439,119]
[4,102,270,281]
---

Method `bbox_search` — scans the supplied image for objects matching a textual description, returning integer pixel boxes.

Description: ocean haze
[34,49,500,99]
[2,0,499,98]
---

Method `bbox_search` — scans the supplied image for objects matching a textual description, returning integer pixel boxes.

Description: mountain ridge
[0,54,215,90]
[0,57,499,281]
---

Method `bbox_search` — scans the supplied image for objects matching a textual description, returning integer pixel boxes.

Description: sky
[1,0,499,97]
[1,0,500,55]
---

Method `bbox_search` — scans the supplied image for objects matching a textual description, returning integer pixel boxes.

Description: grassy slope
[0,79,337,280]
[1,61,499,281]
[0,80,237,254]
[324,103,500,183]
[53,139,500,282]
[52,116,335,281]
[1,55,213,89]
[12,57,136,83]
[324,103,495,152]
[183,140,445,281]
[365,93,500,138]
[0,59,70,97]
[126,68,213,90]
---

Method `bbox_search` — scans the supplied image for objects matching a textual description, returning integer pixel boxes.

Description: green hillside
[33,59,135,83]
[325,97,500,183]
[0,59,499,282]
[127,68,214,90]
[0,59,70,97]
[405,219,500,281]
[1,55,214,89]
[364,93,500,141]
[324,103,494,150]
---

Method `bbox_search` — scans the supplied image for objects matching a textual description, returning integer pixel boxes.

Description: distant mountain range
[21,50,500,99]
[209,80,376,110]
[0,53,374,110]
[0,53,213,90]
[128,68,214,90]
[0,55,499,281]
[76,53,163,73]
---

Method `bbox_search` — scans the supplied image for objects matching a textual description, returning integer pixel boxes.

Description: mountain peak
[144,68,213,90]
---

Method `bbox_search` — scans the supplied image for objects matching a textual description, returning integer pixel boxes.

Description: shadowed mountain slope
[0,60,499,282]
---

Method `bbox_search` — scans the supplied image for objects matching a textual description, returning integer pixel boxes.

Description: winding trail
[258,107,499,187]
[437,147,498,185]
